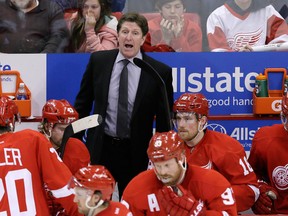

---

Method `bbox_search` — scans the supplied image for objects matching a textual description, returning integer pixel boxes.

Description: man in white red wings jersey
[0,96,80,215]
[248,93,288,214]
[207,0,288,51]
[173,93,259,212]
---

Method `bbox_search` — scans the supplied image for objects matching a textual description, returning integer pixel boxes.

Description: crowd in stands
[1,0,288,53]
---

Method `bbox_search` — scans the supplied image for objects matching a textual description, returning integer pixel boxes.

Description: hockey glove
[157,185,206,216]
[252,181,278,214]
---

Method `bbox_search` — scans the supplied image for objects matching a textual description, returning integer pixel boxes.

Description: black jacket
[0,0,69,53]
[74,49,174,172]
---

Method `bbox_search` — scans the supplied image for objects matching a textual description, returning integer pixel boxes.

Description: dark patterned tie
[116,59,130,138]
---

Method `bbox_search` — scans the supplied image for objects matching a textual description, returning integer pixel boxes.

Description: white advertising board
[0,54,46,117]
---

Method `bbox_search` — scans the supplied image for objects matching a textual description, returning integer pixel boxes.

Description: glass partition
[1,0,287,53]
[123,0,288,52]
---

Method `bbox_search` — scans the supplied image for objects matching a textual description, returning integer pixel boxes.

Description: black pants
[100,134,136,199]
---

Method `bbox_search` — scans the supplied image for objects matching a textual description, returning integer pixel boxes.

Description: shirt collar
[116,51,143,65]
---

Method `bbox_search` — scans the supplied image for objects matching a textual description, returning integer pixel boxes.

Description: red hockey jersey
[248,124,288,214]
[49,137,90,215]
[60,137,90,175]
[0,129,79,215]
[121,165,237,216]
[185,129,259,211]
[148,15,202,52]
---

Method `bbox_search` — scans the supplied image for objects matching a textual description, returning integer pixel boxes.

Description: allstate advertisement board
[0,52,285,151]
[207,119,280,152]
[148,52,288,115]
[46,52,286,152]
[47,52,288,115]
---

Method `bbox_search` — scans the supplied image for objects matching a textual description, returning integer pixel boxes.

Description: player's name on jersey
[0,148,22,166]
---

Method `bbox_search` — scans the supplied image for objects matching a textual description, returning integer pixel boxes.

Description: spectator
[38,99,90,215]
[148,0,202,52]
[74,12,173,199]
[0,0,69,53]
[69,165,132,215]
[173,93,259,212]
[248,93,288,214]
[0,96,79,215]
[67,0,118,53]
[207,0,288,52]
[121,130,238,215]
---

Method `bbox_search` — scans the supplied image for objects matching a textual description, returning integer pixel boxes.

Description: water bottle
[255,73,268,97]
[16,83,28,100]
[284,75,288,95]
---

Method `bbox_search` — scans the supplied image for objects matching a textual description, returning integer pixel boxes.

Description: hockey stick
[133,58,172,130]
[59,114,102,159]
[252,42,288,52]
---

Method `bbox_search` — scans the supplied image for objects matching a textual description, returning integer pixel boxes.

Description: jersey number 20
[0,169,36,215]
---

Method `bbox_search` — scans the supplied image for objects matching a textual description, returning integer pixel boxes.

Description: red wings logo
[228,28,263,50]
[272,164,288,190]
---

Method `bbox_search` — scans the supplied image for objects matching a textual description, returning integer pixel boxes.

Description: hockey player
[173,93,259,212]
[248,93,288,214]
[0,96,79,215]
[121,130,237,215]
[39,99,90,174]
[69,165,132,216]
[38,99,90,215]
